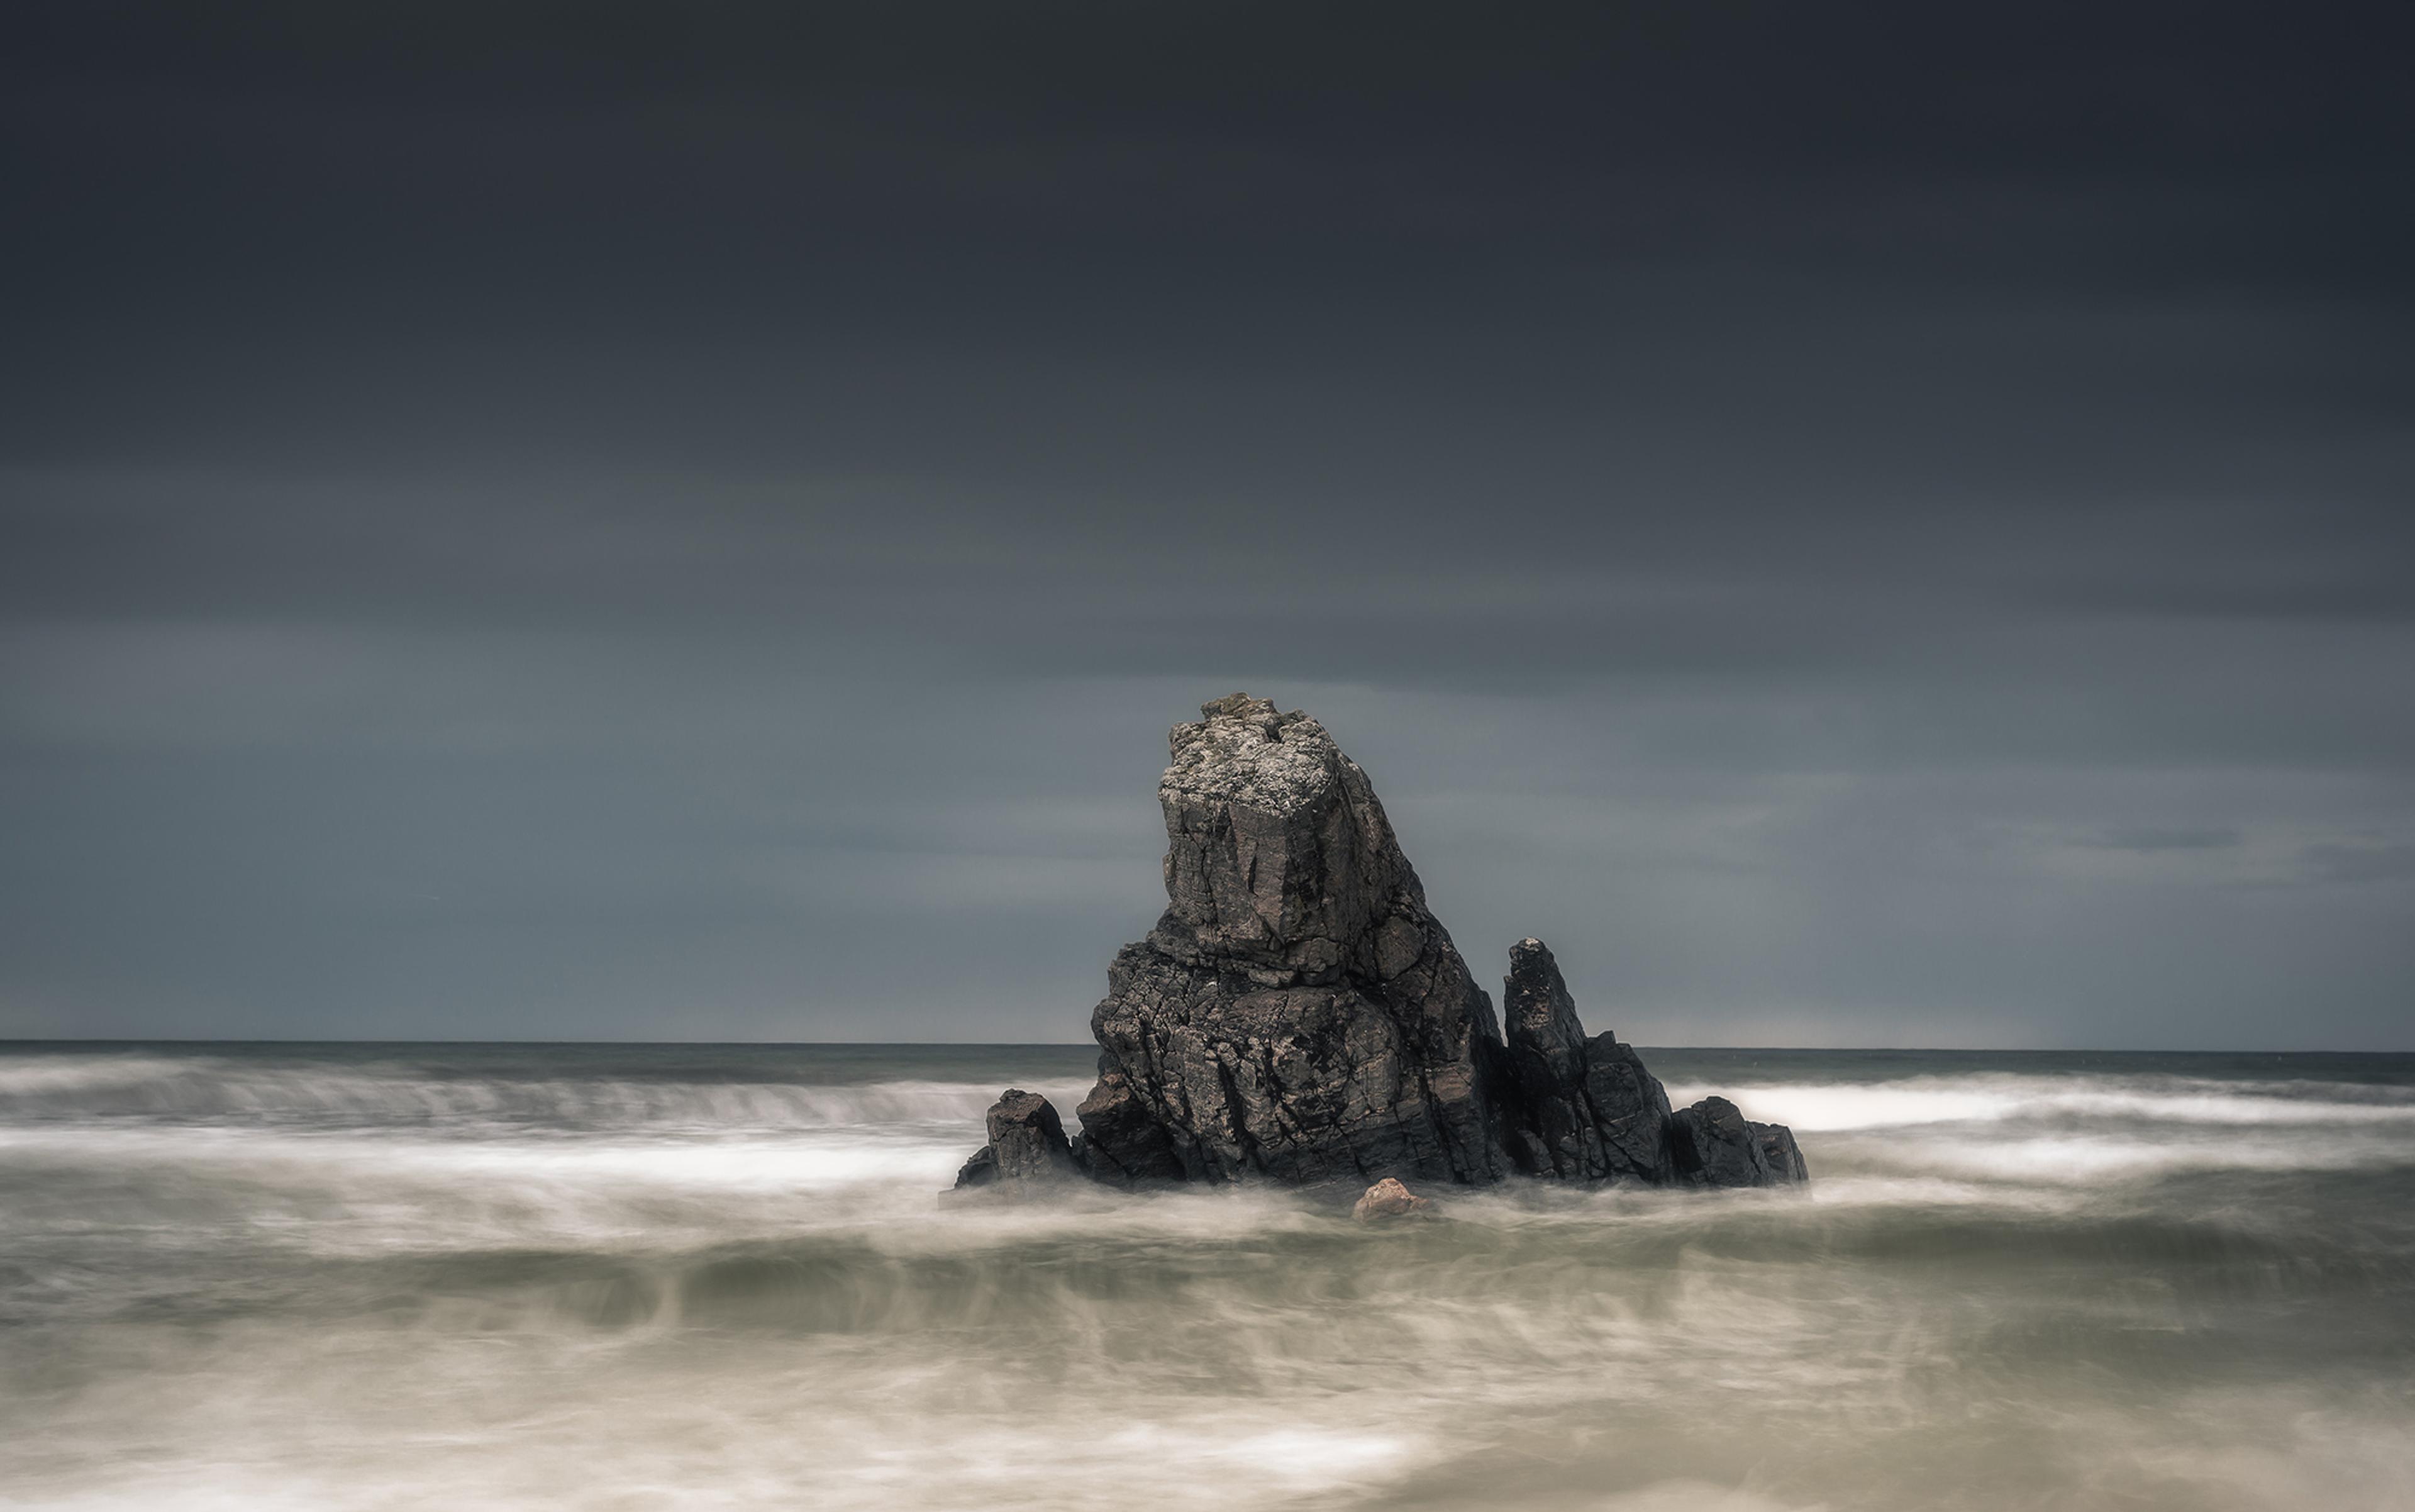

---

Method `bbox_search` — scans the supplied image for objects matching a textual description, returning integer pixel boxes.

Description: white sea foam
[3,1047,2409,1512]
[1584,1486,1827,1512]
[0,1059,1093,1133]
[1829,1126,2414,1182]
[1666,1074,2415,1133]
[0,1053,197,1094]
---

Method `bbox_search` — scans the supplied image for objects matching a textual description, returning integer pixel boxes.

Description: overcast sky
[3,3,2411,1047]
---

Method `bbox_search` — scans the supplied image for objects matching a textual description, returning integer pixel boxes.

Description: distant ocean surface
[3,1043,2412,1511]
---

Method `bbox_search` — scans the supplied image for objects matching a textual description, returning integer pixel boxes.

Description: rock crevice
[955,694,1807,1198]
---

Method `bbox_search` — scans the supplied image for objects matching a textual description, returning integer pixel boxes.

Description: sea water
[2,1043,2411,1510]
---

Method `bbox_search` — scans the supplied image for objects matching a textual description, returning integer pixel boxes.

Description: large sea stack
[953,694,1806,1196]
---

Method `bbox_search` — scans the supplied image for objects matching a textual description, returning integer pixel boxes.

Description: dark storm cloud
[2,3,2409,1045]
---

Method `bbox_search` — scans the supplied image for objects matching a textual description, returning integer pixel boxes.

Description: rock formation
[954,694,1807,1199]
[952,1087,1080,1195]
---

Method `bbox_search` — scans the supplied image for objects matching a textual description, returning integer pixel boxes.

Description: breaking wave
[1669,1074,2415,1133]
[0,1050,1094,1133]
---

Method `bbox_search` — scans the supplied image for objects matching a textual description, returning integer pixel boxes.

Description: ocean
[3,1042,2411,1510]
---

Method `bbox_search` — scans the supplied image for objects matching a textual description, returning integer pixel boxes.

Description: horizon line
[2,1038,2407,1055]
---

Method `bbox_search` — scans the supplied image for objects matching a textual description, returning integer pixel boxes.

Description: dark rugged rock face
[953,1087,1079,1194]
[1666,1095,1772,1187]
[953,694,1807,1198]
[1075,693,1517,1187]
[1754,1121,1811,1184]
[1502,938,1676,1184]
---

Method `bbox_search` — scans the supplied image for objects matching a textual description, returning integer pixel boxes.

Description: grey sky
[3,3,2410,1046]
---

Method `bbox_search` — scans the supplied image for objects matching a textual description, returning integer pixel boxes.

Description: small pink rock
[1352,1177,1432,1221]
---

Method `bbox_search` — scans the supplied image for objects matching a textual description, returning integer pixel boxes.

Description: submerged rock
[951,694,1807,1197]
[1352,1177,1433,1221]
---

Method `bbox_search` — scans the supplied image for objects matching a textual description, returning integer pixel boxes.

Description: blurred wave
[2,1043,2410,1511]
[0,1048,1094,1131]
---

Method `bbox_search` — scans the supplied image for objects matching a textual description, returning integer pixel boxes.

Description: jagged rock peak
[1504,938,1589,1064]
[1500,937,1614,1179]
